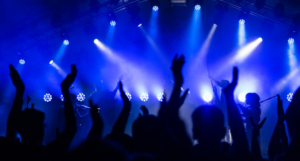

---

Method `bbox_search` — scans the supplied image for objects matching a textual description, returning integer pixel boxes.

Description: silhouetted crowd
[1,55,300,161]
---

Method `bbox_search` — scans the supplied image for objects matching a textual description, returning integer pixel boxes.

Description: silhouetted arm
[209,75,223,87]
[250,117,266,160]
[223,68,252,160]
[6,65,25,143]
[86,100,103,142]
[268,96,286,160]
[111,82,131,136]
[49,65,77,152]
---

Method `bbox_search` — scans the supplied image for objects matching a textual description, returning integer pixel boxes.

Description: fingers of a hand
[180,89,189,103]
[259,118,267,128]
[71,64,77,74]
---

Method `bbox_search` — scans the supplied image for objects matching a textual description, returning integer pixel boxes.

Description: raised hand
[277,95,285,122]
[223,67,238,95]
[9,64,25,91]
[171,54,185,85]
[250,117,267,137]
[61,64,77,91]
[140,106,149,116]
[119,81,131,108]
[86,100,103,142]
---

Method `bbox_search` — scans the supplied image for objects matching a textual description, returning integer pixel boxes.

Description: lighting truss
[213,0,295,28]
[0,0,148,55]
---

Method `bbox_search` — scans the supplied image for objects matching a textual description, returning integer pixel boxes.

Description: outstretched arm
[111,82,131,136]
[6,65,25,143]
[250,117,266,160]
[223,68,252,160]
[50,65,77,152]
[86,100,103,142]
[268,96,286,160]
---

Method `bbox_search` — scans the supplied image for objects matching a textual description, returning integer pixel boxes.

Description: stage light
[287,93,293,102]
[195,5,201,10]
[238,93,246,102]
[152,6,159,11]
[203,93,212,102]
[234,37,263,63]
[239,19,245,24]
[110,20,116,26]
[238,8,250,23]
[288,38,294,44]
[258,37,263,42]
[157,93,164,102]
[140,93,149,102]
[63,40,69,45]
[44,93,52,102]
[60,95,64,101]
[49,60,54,65]
[138,23,142,27]
[94,39,99,43]
[107,12,117,26]
[126,93,132,101]
[19,59,25,65]
[77,93,85,102]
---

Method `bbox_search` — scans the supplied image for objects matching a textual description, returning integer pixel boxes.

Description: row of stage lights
[42,91,294,103]
[43,92,164,102]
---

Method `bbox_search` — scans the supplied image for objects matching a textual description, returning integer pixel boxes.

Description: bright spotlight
[152,6,159,11]
[138,23,142,27]
[60,95,64,101]
[94,39,99,43]
[140,93,149,102]
[238,93,247,102]
[44,93,52,102]
[126,93,132,101]
[157,93,164,102]
[288,38,294,44]
[77,93,85,102]
[195,4,201,10]
[239,19,245,24]
[19,59,25,65]
[110,20,116,26]
[63,40,69,45]
[203,93,213,102]
[49,60,54,65]
[258,37,263,42]
[287,93,293,102]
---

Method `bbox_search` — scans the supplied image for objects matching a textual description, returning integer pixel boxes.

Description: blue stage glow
[19,59,25,65]
[63,39,69,45]
[140,93,149,102]
[49,60,54,65]
[203,93,212,102]
[44,93,52,102]
[77,93,85,102]
[126,93,132,101]
[288,38,294,44]
[287,93,293,102]
[195,4,201,10]
[234,37,263,63]
[152,6,159,11]
[238,93,246,102]
[157,93,164,102]
[138,23,142,27]
[239,19,245,24]
[110,20,116,26]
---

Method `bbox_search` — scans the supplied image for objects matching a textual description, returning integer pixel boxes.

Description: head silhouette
[221,80,230,89]
[16,108,45,145]
[246,93,260,106]
[192,106,225,147]
[132,115,161,153]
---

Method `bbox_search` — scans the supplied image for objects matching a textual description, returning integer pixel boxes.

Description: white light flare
[238,21,246,47]
[288,40,297,71]
[233,37,262,63]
